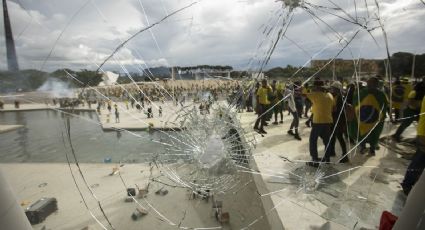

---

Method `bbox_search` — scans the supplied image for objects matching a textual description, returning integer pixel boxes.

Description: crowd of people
[3,76,422,196]
[246,76,425,195]
[58,80,241,123]
[80,80,240,103]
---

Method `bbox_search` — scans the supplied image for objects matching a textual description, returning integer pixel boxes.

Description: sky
[0,0,424,72]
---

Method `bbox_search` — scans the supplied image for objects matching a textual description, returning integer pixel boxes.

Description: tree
[391,52,414,78]
[414,54,425,79]
[50,69,77,85]
[377,52,425,79]
[230,71,247,78]
[75,69,103,86]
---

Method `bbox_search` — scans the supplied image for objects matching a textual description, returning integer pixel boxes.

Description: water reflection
[0,110,167,163]
[15,111,29,161]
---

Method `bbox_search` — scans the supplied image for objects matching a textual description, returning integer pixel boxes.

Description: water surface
[0,110,167,163]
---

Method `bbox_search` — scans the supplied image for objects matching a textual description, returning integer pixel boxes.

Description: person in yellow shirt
[302,83,312,118]
[271,80,284,124]
[401,78,413,103]
[254,79,272,134]
[391,80,405,121]
[393,81,425,142]
[306,79,335,167]
[401,94,425,195]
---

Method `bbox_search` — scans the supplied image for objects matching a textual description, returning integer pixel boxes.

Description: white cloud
[0,0,424,72]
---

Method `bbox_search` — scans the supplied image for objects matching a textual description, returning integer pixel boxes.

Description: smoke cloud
[37,78,75,98]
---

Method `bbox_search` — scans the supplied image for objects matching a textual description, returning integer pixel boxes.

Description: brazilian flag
[354,89,388,144]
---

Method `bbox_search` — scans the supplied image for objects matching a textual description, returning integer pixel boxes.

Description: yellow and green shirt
[402,83,413,102]
[407,90,422,111]
[257,86,272,105]
[391,84,405,109]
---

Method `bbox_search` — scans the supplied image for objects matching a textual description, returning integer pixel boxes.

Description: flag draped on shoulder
[354,89,388,136]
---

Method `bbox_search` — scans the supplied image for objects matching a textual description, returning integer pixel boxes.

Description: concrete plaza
[0,102,416,229]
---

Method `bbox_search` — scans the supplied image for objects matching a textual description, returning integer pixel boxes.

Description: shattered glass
[0,0,423,229]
